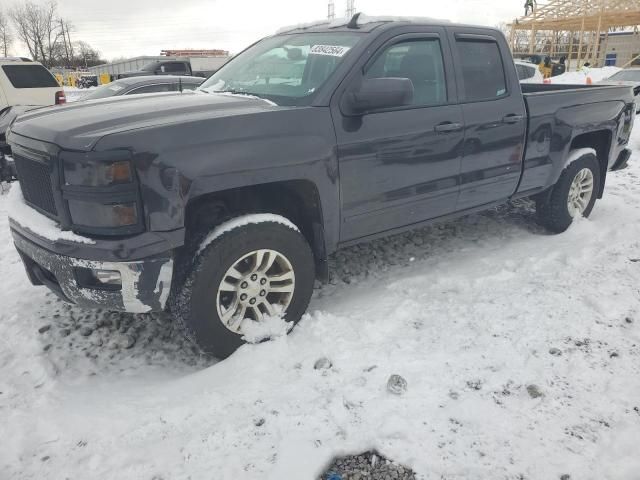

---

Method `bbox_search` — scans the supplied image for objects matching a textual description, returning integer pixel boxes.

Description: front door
[333,30,464,242]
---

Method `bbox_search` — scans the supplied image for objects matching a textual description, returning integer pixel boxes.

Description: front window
[609,70,640,82]
[364,38,448,107]
[199,32,363,105]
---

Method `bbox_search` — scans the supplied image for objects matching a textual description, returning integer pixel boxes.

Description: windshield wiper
[217,88,252,95]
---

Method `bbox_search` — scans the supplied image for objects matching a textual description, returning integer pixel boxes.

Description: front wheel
[170,214,315,358]
[536,151,600,233]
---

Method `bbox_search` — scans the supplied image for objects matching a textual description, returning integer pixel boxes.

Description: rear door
[449,30,527,209]
[333,28,464,241]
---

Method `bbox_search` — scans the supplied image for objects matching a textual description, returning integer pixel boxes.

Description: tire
[536,151,600,233]
[169,214,315,359]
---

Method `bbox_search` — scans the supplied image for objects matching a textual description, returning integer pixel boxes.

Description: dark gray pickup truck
[6,16,635,357]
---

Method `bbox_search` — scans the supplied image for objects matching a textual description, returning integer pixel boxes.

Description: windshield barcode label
[310,45,350,57]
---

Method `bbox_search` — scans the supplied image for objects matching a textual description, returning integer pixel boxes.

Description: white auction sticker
[309,45,350,57]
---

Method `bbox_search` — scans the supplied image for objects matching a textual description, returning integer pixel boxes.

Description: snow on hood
[213,91,278,107]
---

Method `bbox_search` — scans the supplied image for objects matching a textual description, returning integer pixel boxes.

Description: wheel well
[184,180,326,265]
[569,130,612,197]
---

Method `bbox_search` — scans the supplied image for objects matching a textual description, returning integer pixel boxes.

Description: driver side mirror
[342,77,414,116]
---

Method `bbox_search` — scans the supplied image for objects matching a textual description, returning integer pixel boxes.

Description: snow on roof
[276,14,449,34]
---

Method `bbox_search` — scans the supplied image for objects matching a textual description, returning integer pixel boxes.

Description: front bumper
[11,221,177,313]
[611,148,631,172]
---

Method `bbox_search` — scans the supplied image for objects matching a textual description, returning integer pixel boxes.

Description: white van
[0,58,65,110]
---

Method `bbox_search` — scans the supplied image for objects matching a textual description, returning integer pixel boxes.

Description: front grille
[13,153,58,216]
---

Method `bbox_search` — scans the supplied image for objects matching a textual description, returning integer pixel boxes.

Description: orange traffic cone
[586,76,593,85]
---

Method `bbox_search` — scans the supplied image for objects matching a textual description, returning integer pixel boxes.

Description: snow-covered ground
[1,128,640,479]
[549,66,621,84]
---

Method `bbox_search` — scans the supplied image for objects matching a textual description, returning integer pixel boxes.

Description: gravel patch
[321,451,416,480]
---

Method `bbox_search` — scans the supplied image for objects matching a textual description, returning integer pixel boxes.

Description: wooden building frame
[508,0,640,70]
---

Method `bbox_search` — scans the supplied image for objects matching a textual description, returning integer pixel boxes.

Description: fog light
[94,270,122,286]
[75,267,122,291]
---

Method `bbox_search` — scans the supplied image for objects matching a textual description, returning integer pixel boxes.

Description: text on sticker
[310,45,350,57]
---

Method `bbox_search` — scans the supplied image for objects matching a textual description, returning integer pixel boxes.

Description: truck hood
[9,91,278,151]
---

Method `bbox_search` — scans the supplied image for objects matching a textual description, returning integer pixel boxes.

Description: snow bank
[5,184,94,244]
[549,66,621,84]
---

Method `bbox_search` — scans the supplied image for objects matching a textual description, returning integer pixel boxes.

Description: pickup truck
[5,16,635,358]
[116,57,226,79]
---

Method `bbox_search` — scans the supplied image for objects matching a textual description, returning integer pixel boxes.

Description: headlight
[68,200,138,228]
[60,149,143,235]
[62,150,133,186]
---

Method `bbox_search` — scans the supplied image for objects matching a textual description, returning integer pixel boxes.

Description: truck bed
[517,83,634,195]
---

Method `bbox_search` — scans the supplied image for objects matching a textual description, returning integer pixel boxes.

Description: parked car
[80,76,204,101]
[0,58,65,182]
[599,68,640,112]
[6,16,635,359]
[116,57,226,79]
[515,59,544,83]
[0,58,65,109]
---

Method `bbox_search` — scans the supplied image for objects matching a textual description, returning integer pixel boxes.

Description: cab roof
[276,13,456,35]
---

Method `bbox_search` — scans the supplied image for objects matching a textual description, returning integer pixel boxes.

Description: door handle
[502,114,524,124]
[434,122,463,133]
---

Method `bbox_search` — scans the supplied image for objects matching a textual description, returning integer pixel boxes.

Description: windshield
[609,70,640,82]
[199,32,362,105]
[81,82,127,100]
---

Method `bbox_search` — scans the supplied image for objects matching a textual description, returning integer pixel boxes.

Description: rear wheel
[536,152,600,233]
[170,214,315,358]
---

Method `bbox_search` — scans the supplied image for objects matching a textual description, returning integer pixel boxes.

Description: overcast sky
[18,0,523,60]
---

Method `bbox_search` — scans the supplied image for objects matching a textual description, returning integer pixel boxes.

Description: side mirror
[342,77,414,116]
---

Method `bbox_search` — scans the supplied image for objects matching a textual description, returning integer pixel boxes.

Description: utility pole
[328,0,335,20]
[346,0,355,18]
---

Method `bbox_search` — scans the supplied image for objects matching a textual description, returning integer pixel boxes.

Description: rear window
[2,64,59,88]
[160,63,188,73]
[456,40,507,102]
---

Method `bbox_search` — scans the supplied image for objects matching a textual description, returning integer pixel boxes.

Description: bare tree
[9,1,64,66]
[0,7,12,57]
[73,40,101,68]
